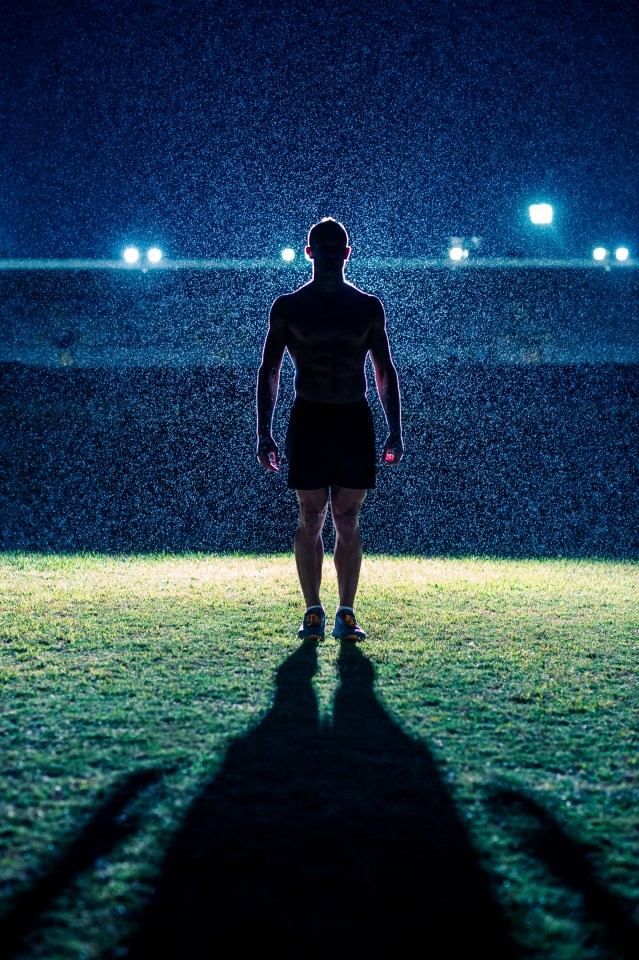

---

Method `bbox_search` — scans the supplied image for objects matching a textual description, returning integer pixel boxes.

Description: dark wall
[2,363,637,558]
[1,265,638,366]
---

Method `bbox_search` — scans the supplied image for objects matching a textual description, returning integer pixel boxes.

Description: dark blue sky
[2,0,637,259]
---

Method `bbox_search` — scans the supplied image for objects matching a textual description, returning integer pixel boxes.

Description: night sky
[2,0,637,260]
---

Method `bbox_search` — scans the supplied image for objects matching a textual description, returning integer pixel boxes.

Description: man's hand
[257,435,280,472]
[381,433,404,465]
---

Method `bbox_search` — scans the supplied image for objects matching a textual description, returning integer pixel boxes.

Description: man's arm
[256,297,288,472]
[368,298,404,465]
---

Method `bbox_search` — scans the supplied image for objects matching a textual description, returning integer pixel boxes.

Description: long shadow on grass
[0,768,164,960]
[127,640,518,956]
[488,787,639,959]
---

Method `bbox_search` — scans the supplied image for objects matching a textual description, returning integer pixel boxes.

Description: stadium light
[449,245,464,261]
[593,247,608,261]
[615,247,629,262]
[147,247,163,264]
[281,247,295,262]
[529,203,553,225]
[123,246,140,264]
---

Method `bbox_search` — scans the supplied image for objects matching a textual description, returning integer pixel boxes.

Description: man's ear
[305,245,313,259]
[344,246,351,261]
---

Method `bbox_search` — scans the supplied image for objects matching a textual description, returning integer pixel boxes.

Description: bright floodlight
[449,245,464,261]
[281,247,295,262]
[593,247,607,261]
[147,247,163,263]
[529,203,553,225]
[123,246,140,264]
[615,247,629,262]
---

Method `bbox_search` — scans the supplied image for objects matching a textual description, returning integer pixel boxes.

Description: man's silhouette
[256,218,403,641]
[125,641,518,957]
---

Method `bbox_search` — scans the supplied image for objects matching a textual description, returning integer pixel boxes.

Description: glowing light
[615,247,629,262]
[449,245,464,261]
[593,247,607,261]
[123,247,140,264]
[281,247,295,262]
[529,203,553,225]
[147,247,163,263]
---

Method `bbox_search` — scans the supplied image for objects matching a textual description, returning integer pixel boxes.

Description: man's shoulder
[344,282,382,304]
[270,283,312,311]
[345,283,385,319]
[271,282,383,314]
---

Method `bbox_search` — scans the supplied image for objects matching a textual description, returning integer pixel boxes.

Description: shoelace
[306,612,323,626]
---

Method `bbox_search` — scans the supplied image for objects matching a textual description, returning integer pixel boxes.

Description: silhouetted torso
[275,281,383,404]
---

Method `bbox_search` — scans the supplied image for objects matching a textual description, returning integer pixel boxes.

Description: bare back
[274,281,385,404]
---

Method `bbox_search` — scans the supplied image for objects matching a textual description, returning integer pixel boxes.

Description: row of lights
[448,205,632,263]
[278,204,632,264]
[448,243,630,262]
[123,246,162,264]
[593,246,629,262]
[125,243,632,266]
[526,205,630,263]
[122,204,632,266]
[526,204,629,262]
[445,204,631,263]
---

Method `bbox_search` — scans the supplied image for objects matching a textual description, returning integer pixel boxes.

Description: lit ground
[1,552,638,959]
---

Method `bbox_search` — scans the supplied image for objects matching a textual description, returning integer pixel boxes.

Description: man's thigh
[330,485,368,517]
[296,487,330,515]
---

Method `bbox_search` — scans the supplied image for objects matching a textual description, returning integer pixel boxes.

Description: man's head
[306,217,351,272]
[307,217,349,250]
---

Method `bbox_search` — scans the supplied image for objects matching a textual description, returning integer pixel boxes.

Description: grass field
[1,552,638,959]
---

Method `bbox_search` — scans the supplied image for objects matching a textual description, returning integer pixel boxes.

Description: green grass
[1,552,638,959]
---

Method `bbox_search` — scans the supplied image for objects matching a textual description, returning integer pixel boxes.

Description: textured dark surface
[2,266,638,366]
[2,362,637,558]
[2,1,637,260]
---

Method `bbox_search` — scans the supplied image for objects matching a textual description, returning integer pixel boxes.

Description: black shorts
[285,397,376,490]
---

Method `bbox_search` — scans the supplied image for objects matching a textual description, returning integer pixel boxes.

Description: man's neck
[310,272,347,294]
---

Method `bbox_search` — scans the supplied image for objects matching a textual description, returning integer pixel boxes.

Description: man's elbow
[259,366,280,392]
[258,360,276,379]
[375,364,397,387]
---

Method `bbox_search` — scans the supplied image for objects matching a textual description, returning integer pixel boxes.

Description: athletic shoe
[297,607,326,640]
[332,610,366,641]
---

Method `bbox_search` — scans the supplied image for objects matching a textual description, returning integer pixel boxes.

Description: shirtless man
[256,217,403,641]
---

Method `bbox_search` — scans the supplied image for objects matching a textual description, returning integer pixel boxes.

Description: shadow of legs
[127,641,517,955]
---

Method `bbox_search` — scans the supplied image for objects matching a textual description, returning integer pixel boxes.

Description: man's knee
[331,490,366,539]
[296,491,329,535]
[298,505,328,535]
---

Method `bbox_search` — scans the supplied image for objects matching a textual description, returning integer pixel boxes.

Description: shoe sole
[332,631,366,641]
[298,631,325,640]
